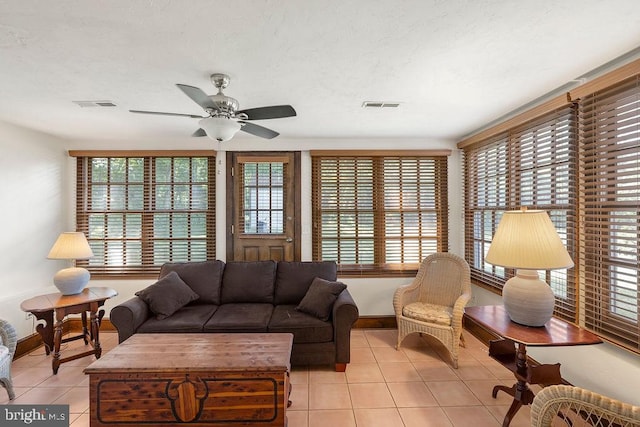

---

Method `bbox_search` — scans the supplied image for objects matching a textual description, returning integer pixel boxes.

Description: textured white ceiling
[1,0,640,144]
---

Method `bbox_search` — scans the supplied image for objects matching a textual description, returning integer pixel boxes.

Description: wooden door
[226,152,301,261]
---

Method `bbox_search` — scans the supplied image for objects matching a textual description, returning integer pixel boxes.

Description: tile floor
[1,329,536,427]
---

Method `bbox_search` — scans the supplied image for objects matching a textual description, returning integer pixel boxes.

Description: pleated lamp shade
[485,210,573,270]
[47,232,94,260]
[47,232,94,295]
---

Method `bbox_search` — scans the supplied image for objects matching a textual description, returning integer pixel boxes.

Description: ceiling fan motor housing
[208,93,239,116]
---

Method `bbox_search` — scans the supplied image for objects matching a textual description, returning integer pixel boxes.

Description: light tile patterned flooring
[1,329,536,427]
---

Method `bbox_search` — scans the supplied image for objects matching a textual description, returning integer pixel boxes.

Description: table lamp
[485,209,573,327]
[47,232,94,295]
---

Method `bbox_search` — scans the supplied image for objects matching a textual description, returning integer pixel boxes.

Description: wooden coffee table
[84,333,293,427]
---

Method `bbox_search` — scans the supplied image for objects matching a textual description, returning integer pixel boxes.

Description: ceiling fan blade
[192,128,207,137]
[239,121,279,139]
[176,84,217,110]
[130,109,205,118]
[237,105,296,120]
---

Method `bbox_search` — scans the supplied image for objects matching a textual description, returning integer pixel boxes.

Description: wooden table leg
[91,309,102,359]
[52,312,64,375]
[32,310,54,355]
[492,343,536,427]
[81,311,89,345]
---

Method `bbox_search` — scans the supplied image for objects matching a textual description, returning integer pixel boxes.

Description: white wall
[0,121,69,338]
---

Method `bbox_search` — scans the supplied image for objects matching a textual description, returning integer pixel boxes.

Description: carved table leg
[32,310,54,355]
[52,315,64,375]
[81,311,89,345]
[502,395,524,427]
[492,343,535,427]
[91,309,103,359]
[492,383,517,399]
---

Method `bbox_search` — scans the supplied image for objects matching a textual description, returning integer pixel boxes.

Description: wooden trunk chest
[84,333,293,426]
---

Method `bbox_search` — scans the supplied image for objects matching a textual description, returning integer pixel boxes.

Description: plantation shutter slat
[311,153,448,276]
[463,106,578,322]
[580,75,640,351]
[75,153,216,277]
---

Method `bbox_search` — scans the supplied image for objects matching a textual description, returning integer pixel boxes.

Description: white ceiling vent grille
[73,100,117,107]
[362,101,401,108]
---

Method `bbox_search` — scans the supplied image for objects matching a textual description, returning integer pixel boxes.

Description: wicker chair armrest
[531,385,640,427]
[393,283,420,316]
[0,319,17,357]
[451,292,472,324]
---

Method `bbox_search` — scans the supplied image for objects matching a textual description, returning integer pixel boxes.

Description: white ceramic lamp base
[502,269,555,327]
[53,267,90,295]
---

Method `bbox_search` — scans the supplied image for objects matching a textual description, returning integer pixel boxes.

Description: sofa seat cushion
[269,305,334,344]
[138,304,218,333]
[204,303,273,332]
[402,302,452,326]
[221,261,276,304]
[274,261,338,305]
[159,260,225,305]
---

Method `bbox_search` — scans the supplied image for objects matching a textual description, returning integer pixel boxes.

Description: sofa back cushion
[159,260,225,305]
[274,261,338,305]
[221,260,277,304]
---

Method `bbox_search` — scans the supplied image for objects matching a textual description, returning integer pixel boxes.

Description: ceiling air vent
[362,101,401,108]
[73,100,117,107]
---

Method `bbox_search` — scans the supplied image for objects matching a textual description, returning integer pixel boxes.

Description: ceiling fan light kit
[199,116,242,142]
[130,73,296,142]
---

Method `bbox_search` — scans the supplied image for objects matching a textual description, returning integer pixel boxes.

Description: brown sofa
[110,260,359,371]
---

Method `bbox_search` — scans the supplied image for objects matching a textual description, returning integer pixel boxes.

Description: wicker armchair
[0,318,17,400]
[393,253,471,368]
[531,385,640,426]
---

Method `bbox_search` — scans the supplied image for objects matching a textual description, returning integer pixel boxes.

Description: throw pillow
[296,277,347,321]
[159,260,225,305]
[135,271,199,320]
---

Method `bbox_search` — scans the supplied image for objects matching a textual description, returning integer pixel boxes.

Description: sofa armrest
[110,297,151,343]
[332,289,359,365]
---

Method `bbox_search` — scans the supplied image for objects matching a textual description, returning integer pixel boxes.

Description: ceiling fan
[130,73,296,141]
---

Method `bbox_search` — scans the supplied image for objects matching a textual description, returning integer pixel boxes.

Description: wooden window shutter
[311,151,449,276]
[74,152,215,277]
[580,75,640,351]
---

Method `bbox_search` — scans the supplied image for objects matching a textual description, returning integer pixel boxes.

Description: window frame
[311,150,450,277]
[71,150,216,278]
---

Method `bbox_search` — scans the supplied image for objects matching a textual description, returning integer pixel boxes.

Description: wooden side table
[20,287,118,374]
[465,305,602,427]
